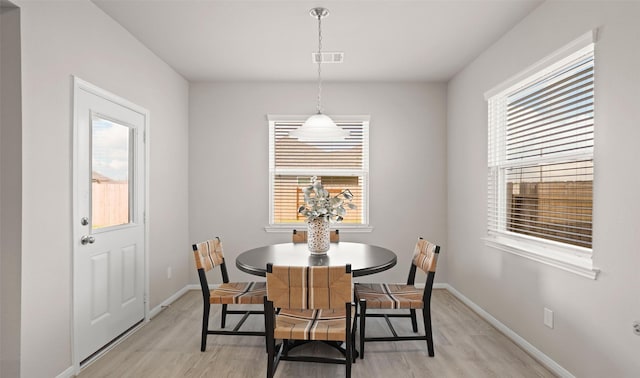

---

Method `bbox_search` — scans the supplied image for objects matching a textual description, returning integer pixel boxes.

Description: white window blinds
[269,118,369,225]
[488,44,594,250]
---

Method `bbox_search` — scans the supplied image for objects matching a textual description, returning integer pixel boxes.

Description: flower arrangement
[297,176,356,222]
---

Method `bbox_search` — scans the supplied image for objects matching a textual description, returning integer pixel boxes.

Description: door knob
[81,235,95,245]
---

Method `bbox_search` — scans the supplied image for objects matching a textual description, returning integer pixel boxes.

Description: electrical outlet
[167,266,172,279]
[633,321,640,336]
[544,308,554,329]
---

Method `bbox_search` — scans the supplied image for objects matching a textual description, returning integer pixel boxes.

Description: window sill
[265,224,374,233]
[483,234,599,280]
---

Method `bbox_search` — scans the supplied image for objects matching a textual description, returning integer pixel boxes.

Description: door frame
[71,76,150,373]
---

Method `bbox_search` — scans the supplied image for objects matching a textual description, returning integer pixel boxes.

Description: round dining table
[236,242,397,277]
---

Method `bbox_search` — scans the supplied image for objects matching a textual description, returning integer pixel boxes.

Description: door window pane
[92,115,132,229]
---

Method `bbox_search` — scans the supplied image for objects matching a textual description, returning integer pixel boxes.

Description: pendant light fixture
[289,7,349,141]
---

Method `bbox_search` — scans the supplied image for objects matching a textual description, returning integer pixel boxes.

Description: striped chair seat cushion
[274,307,356,341]
[354,283,423,309]
[209,282,266,305]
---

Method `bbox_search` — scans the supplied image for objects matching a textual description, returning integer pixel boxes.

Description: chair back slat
[267,265,352,310]
[292,229,307,243]
[412,238,440,274]
[330,230,340,243]
[192,237,225,272]
[292,229,340,243]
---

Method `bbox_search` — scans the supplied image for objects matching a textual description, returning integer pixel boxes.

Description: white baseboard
[149,284,227,319]
[441,283,574,378]
[55,366,75,378]
[148,285,192,319]
[148,284,221,319]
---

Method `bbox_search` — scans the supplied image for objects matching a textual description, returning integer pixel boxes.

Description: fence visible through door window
[91,115,133,229]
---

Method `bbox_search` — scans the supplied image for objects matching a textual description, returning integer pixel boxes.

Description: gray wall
[0,2,22,377]
[447,1,640,376]
[16,1,190,376]
[188,82,448,285]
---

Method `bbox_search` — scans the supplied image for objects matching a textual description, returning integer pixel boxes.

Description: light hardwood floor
[79,289,554,377]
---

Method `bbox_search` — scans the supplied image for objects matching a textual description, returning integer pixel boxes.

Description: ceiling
[93,0,543,82]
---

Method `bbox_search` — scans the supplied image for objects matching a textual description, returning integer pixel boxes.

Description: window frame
[265,114,372,233]
[483,31,599,279]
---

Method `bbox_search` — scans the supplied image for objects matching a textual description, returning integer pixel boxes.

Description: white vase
[307,217,330,254]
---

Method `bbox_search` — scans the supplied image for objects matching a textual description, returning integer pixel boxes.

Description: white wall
[189,82,448,285]
[0,3,22,377]
[447,1,640,376]
[16,1,190,376]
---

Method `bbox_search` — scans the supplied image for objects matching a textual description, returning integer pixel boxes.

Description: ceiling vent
[312,52,344,63]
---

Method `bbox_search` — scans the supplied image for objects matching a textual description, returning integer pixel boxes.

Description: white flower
[297,176,355,223]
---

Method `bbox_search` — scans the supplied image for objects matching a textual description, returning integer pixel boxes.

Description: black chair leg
[352,304,358,363]
[221,304,228,328]
[352,329,357,363]
[201,303,210,352]
[346,331,352,377]
[423,307,434,357]
[266,341,274,378]
[265,299,275,378]
[410,309,418,332]
[266,339,275,378]
[359,299,366,359]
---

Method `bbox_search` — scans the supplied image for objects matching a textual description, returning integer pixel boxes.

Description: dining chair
[355,237,440,358]
[264,264,356,378]
[192,237,266,352]
[292,229,340,243]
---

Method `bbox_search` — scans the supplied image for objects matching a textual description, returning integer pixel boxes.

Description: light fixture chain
[291,8,347,141]
[317,13,323,114]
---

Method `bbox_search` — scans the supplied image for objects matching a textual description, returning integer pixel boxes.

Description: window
[485,34,597,278]
[268,115,369,228]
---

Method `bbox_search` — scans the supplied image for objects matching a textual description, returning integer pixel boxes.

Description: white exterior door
[73,78,147,364]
